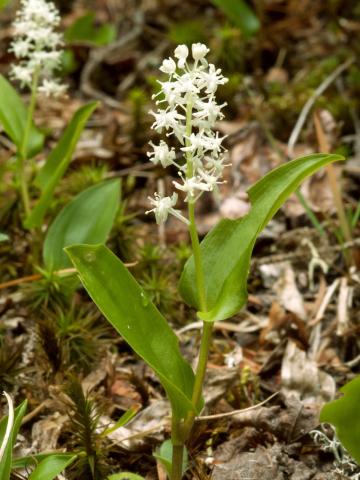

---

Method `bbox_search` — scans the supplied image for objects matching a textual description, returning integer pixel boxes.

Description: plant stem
[171,444,184,480]
[18,69,39,217]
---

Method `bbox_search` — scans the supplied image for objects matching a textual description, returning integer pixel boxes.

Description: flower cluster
[146,43,228,225]
[9,0,66,97]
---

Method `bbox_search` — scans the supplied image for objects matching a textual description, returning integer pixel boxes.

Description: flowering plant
[0,0,97,229]
[66,44,343,479]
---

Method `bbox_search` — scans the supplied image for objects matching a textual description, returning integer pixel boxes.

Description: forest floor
[0,0,360,479]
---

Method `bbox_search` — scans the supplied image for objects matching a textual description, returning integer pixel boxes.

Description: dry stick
[313,110,354,266]
[0,263,138,291]
[287,57,355,157]
[195,391,279,421]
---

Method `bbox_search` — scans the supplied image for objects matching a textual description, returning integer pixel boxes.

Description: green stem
[171,443,184,480]
[18,69,39,216]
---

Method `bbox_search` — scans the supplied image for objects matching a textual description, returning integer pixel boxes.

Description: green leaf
[66,244,197,421]
[0,399,27,480]
[108,473,145,480]
[153,439,188,477]
[0,75,44,158]
[27,454,77,480]
[320,376,360,463]
[100,406,137,438]
[180,154,344,322]
[210,0,260,37]
[25,101,98,229]
[43,180,120,271]
[0,0,10,10]
[65,13,117,46]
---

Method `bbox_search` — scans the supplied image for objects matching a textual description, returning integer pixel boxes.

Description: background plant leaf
[179,154,344,322]
[210,0,260,37]
[153,439,188,478]
[25,454,77,480]
[0,75,44,158]
[320,376,360,463]
[66,244,198,421]
[0,400,27,480]
[65,13,117,46]
[43,180,120,271]
[25,101,98,229]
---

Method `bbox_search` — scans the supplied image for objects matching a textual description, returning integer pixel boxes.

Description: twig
[195,391,279,421]
[287,57,354,157]
[0,263,138,290]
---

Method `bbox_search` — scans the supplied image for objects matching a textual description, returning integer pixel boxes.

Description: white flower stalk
[147,43,228,224]
[9,0,66,97]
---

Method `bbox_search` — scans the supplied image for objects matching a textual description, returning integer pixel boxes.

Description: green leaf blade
[25,101,98,229]
[210,0,260,37]
[0,400,27,480]
[320,376,360,464]
[27,454,77,480]
[43,180,120,270]
[180,153,344,322]
[0,75,44,158]
[66,244,197,420]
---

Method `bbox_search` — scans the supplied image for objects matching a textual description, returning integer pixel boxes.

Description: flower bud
[174,44,188,68]
[160,57,176,74]
[192,43,209,61]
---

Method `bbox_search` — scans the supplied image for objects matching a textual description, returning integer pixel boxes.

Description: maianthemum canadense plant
[0,0,99,229]
[65,44,344,479]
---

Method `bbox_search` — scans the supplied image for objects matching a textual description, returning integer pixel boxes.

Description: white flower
[173,176,212,199]
[148,141,177,168]
[192,43,209,61]
[9,64,33,85]
[38,79,67,97]
[146,193,188,225]
[160,57,176,75]
[9,0,66,96]
[174,44,189,68]
[147,43,229,223]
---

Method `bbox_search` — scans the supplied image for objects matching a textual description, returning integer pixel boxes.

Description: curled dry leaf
[281,340,335,404]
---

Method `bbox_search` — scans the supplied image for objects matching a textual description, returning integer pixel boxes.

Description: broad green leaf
[153,439,188,477]
[43,180,120,271]
[66,244,197,421]
[211,0,260,37]
[0,399,27,480]
[180,154,344,322]
[108,474,145,480]
[65,13,117,46]
[27,453,77,480]
[320,376,360,463]
[25,101,98,229]
[0,75,44,158]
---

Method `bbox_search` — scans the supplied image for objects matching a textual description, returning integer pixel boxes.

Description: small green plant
[0,392,77,479]
[0,390,138,479]
[66,44,344,479]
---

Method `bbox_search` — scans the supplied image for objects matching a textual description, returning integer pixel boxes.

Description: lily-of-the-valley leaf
[43,179,120,271]
[0,74,44,158]
[25,101,98,229]
[179,153,344,322]
[320,375,360,464]
[66,244,198,421]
